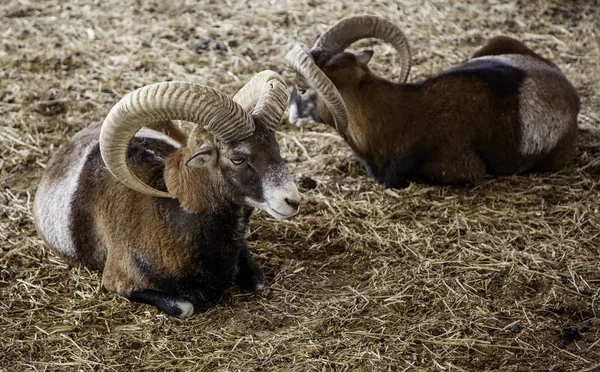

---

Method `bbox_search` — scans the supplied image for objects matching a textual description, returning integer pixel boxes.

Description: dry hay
[1,0,599,370]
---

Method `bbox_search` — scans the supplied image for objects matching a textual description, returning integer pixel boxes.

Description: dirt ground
[1,0,599,371]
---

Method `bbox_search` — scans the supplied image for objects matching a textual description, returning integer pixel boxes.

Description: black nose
[285,198,300,210]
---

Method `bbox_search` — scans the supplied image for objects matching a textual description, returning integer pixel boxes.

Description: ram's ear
[185,144,217,168]
[357,50,374,65]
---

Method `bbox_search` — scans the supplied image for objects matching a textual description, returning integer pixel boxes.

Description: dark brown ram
[287,15,580,188]
[34,71,300,317]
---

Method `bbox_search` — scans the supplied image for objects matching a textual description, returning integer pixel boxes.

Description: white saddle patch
[470,55,573,155]
[34,141,97,258]
[516,78,572,155]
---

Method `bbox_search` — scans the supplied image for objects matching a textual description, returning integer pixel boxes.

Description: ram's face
[288,74,321,126]
[226,124,300,219]
[186,124,300,219]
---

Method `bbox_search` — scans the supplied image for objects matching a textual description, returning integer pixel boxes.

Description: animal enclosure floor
[1,0,599,371]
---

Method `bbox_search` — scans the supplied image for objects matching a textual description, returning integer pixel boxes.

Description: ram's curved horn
[312,15,411,83]
[100,82,254,198]
[232,70,289,132]
[286,45,349,135]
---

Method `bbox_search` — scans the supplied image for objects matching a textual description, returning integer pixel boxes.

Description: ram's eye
[297,87,307,95]
[230,158,245,165]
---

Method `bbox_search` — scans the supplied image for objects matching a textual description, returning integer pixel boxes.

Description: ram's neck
[338,76,420,178]
[163,148,232,214]
[158,196,242,243]
[141,196,244,286]
[160,148,243,250]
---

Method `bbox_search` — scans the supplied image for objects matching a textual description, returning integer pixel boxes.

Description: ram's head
[100,71,300,218]
[287,15,411,136]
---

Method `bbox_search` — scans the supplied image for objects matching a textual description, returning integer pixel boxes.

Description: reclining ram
[34,71,300,317]
[287,15,580,188]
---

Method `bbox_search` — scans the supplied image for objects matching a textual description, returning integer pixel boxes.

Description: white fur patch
[34,141,97,259]
[288,100,315,127]
[135,128,182,149]
[516,77,572,155]
[35,128,180,258]
[245,165,300,219]
[175,300,194,318]
[469,55,574,155]
[288,101,300,125]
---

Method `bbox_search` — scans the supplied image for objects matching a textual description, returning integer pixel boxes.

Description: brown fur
[164,126,231,214]
[52,124,242,305]
[34,124,217,296]
[34,112,296,315]
[311,36,579,186]
[67,124,187,286]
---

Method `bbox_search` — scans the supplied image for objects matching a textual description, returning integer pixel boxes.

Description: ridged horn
[312,15,411,83]
[232,70,289,132]
[100,82,254,198]
[285,45,349,135]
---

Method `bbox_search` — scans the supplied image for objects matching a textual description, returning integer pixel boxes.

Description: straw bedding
[1,0,599,370]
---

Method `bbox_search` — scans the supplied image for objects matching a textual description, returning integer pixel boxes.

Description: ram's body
[289,27,580,188]
[339,46,578,187]
[34,76,300,317]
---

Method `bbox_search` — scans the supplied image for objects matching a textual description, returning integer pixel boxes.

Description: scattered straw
[1,0,599,371]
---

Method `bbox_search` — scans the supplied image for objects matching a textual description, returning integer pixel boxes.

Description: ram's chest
[134,210,246,292]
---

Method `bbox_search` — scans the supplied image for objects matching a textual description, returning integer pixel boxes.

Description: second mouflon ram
[286,15,580,188]
[33,71,300,317]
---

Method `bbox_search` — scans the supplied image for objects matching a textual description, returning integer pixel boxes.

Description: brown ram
[287,15,580,188]
[34,71,300,317]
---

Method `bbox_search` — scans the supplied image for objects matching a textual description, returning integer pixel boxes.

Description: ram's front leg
[127,290,194,317]
[235,244,265,292]
[102,254,195,317]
